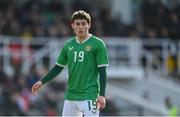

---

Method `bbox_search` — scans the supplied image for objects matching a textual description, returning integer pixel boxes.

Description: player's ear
[88,23,91,29]
[71,23,74,29]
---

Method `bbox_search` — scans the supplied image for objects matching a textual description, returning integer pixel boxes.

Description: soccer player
[31,10,109,116]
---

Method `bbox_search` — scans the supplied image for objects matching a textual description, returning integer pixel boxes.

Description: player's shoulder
[64,37,76,45]
[91,35,106,46]
[91,35,105,44]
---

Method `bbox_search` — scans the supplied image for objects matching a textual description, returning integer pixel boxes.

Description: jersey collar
[76,34,92,44]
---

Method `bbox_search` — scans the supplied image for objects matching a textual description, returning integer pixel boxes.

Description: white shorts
[62,100,99,116]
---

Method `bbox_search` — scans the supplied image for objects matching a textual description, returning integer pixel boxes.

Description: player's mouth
[78,31,84,33]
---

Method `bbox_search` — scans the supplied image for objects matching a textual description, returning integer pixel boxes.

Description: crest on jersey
[85,45,91,52]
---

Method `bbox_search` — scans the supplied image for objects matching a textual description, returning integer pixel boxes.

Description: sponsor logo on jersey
[69,46,73,50]
[85,45,91,52]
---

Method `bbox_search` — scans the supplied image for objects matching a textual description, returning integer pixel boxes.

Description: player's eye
[81,22,86,26]
[75,22,80,26]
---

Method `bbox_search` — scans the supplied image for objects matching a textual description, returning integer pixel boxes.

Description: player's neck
[77,34,90,43]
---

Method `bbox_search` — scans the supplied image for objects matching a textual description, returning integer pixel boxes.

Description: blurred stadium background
[0,0,180,116]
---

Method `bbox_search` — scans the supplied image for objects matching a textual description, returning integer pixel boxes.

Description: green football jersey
[56,34,109,100]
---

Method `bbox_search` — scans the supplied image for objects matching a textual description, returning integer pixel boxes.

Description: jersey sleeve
[56,43,68,67]
[96,40,109,67]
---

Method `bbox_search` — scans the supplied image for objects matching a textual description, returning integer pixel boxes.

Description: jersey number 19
[74,51,84,62]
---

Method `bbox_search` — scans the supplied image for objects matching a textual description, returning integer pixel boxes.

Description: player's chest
[67,44,95,62]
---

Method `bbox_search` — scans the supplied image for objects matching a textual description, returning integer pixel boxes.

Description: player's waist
[65,91,98,100]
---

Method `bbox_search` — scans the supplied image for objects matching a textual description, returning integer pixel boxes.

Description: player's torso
[65,36,99,100]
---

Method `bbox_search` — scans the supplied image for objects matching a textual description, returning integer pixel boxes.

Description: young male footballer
[32,10,109,116]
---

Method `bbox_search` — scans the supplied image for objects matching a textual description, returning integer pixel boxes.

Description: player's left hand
[96,96,106,110]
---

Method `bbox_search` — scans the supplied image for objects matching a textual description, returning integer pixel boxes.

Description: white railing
[141,39,177,76]
[104,38,144,79]
[0,36,61,75]
[0,36,178,79]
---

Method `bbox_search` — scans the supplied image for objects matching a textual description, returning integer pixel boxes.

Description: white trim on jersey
[97,64,109,67]
[56,63,66,67]
[76,34,92,44]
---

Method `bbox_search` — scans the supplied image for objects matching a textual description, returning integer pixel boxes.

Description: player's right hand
[31,81,42,95]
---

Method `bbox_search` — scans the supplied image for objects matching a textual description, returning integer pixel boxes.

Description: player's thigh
[83,100,99,116]
[62,100,82,116]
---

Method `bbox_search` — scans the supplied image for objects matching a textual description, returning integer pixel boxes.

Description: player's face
[71,19,90,40]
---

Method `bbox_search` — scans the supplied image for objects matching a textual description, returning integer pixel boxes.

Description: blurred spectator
[169,12,180,40]
[166,51,177,75]
[159,27,170,38]
[47,0,65,14]
[9,42,22,65]
[11,89,29,115]
[99,7,120,37]
[71,0,91,13]
[23,0,43,12]
[26,66,41,90]
[145,29,157,39]
[141,0,180,40]
[0,89,22,115]
[0,70,11,87]
[164,96,179,116]
[0,0,179,40]
[141,0,162,30]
